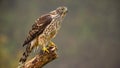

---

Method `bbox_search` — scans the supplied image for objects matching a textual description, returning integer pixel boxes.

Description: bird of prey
[19,6,68,64]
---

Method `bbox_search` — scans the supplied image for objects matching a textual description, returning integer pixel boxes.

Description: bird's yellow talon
[42,47,49,53]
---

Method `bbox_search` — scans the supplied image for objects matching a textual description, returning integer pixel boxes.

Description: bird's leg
[49,41,56,46]
[38,36,49,53]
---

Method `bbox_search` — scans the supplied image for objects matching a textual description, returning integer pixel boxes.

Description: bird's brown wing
[23,14,52,46]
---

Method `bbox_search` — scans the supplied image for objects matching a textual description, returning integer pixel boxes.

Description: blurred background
[0,0,120,68]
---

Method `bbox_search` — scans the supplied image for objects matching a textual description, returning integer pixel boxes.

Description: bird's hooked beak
[64,7,68,13]
[62,7,68,17]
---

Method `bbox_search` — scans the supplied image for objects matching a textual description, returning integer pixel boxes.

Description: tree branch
[21,45,58,68]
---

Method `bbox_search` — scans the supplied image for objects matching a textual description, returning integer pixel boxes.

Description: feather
[23,14,52,46]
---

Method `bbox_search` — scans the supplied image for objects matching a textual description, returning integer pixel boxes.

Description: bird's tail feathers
[19,43,33,64]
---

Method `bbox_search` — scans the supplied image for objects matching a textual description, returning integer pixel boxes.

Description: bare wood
[21,45,58,68]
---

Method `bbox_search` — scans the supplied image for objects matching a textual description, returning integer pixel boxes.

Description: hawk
[19,6,68,64]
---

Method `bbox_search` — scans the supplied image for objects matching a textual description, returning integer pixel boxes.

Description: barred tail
[19,44,33,64]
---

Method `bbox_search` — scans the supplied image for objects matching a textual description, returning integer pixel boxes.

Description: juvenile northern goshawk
[19,6,68,64]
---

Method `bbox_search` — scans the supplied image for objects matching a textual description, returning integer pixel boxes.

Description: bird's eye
[61,8,64,10]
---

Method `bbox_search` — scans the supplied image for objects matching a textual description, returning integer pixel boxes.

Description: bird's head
[56,6,68,16]
[50,6,68,18]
